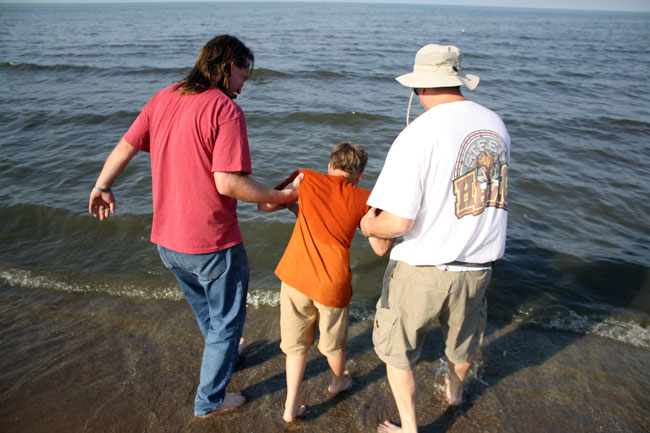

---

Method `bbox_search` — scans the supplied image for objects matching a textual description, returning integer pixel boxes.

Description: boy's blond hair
[330,141,368,175]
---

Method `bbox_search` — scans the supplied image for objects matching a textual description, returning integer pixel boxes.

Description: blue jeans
[158,243,249,416]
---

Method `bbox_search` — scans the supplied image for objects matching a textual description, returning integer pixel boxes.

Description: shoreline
[1,284,648,432]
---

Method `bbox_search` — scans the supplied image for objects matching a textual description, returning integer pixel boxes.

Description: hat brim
[396,72,479,90]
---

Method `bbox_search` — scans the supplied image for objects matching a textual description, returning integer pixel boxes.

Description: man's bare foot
[377,420,402,432]
[282,404,307,422]
[238,337,245,356]
[445,375,463,406]
[328,371,353,394]
[198,392,245,418]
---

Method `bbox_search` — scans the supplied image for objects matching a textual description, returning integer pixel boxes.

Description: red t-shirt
[274,169,371,308]
[124,85,251,254]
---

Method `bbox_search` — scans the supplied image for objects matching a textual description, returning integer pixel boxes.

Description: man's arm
[88,137,139,220]
[368,236,395,257]
[258,201,300,216]
[360,207,414,239]
[214,172,302,204]
[257,171,302,214]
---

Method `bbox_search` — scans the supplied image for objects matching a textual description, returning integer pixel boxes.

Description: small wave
[0,266,381,321]
[244,288,374,321]
[49,110,139,127]
[303,70,343,78]
[1,61,94,73]
[349,301,375,321]
[248,68,344,81]
[246,110,389,128]
[0,268,183,302]
[122,66,189,76]
[250,67,292,80]
[1,61,187,78]
[514,304,649,348]
[247,288,281,308]
[287,110,387,126]
[543,80,568,87]
[14,109,139,132]
[600,116,650,129]
[4,265,647,348]
[556,114,650,140]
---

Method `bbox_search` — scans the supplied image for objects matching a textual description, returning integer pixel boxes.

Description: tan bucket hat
[396,44,479,90]
[398,44,479,125]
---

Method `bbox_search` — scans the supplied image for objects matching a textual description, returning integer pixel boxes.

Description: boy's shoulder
[300,168,329,185]
[306,169,371,198]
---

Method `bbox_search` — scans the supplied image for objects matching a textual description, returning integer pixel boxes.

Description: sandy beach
[1,284,647,433]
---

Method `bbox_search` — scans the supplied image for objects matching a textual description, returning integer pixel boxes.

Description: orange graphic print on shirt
[453,130,508,218]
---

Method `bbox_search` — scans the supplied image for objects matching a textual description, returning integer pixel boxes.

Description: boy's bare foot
[445,375,463,406]
[282,404,307,422]
[377,420,402,432]
[238,337,245,356]
[198,392,245,418]
[328,371,353,394]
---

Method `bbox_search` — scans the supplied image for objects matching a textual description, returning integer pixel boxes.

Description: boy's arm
[368,236,394,257]
[286,201,299,216]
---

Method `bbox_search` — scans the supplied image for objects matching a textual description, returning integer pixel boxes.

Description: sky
[2,0,649,12]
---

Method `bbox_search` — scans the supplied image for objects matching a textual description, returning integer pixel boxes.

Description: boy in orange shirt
[259,141,392,422]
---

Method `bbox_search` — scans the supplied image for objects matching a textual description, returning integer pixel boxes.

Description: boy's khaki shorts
[280,282,349,358]
[373,260,491,370]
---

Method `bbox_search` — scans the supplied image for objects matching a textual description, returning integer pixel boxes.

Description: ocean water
[1,2,649,432]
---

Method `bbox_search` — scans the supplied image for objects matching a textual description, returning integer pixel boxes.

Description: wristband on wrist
[94,185,111,193]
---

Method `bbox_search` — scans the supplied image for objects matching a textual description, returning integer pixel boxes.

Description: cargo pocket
[372,305,399,358]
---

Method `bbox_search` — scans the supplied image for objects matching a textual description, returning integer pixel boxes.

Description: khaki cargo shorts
[280,282,349,358]
[372,260,491,370]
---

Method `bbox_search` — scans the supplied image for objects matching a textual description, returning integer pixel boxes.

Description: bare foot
[328,371,353,394]
[198,392,245,418]
[445,375,463,406]
[283,404,307,423]
[377,420,402,432]
[238,337,245,356]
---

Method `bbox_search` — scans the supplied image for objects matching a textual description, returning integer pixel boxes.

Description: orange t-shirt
[274,169,371,308]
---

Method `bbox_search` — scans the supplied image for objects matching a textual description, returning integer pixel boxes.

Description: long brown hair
[176,35,254,99]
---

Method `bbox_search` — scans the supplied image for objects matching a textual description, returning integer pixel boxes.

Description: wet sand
[1,284,648,433]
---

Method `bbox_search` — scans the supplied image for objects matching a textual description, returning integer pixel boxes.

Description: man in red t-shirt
[259,142,392,422]
[88,35,300,419]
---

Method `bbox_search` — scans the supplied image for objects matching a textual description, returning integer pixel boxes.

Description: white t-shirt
[368,100,510,266]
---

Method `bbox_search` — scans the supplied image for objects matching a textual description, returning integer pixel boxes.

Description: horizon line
[0,1,649,14]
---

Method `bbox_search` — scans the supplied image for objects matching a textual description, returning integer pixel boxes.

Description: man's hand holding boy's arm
[257,171,303,213]
[360,207,396,256]
[360,207,414,239]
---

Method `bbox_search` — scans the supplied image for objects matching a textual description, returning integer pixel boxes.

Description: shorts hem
[374,347,414,371]
[445,348,478,365]
[318,347,345,359]
[280,345,311,356]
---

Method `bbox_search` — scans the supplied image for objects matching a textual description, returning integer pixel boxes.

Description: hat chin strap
[406,89,414,126]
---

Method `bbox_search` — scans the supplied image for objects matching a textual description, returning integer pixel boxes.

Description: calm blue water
[1,2,649,351]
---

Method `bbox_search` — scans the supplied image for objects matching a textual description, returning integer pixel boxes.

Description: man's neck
[420,87,467,110]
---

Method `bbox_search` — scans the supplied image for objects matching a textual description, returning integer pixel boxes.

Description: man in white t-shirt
[360,44,510,433]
